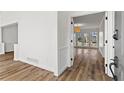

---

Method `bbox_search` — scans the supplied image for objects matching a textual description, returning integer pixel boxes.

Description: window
[92,32,97,36]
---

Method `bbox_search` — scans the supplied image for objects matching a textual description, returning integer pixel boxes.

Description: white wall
[2,23,18,52]
[58,12,69,75]
[0,12,58,76]
[81,28,99,32]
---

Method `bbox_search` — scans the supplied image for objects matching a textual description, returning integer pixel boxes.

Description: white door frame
[69,17,75,67]
[105,11,115,77]
[69,12,103,67]
[69,11,115,77]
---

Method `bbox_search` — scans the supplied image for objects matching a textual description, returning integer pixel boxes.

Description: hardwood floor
[0,52,56,81]
[0,52,14,62]
[58,48,112,81]
[0,49,112,81]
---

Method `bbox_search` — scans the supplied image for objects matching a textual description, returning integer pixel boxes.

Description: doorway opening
[0,23,18,61]
[68,12,113,80]
[74,31,98,48]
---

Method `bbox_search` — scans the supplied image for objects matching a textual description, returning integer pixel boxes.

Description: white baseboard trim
[15,58,57,76]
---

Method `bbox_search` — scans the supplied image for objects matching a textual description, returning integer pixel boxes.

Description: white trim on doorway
[69,11,115,77]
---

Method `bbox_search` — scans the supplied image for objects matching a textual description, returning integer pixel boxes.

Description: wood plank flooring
[0,49,112,81]
[0,52,56,81]
[58,48,112,81]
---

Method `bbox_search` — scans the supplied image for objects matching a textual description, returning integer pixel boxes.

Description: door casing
[104,11,115,77]
[69,11,115,77]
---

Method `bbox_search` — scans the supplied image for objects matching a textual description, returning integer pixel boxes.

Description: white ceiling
[73,12,105,29]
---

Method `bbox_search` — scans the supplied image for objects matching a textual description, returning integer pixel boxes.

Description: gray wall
[115,12,124,80]
[2,23,18,52]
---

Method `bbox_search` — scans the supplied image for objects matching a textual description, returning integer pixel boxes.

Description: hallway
[58,48,112,81]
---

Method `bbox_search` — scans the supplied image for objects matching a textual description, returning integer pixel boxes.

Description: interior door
[105,11,115,77]
[114,12,124,80]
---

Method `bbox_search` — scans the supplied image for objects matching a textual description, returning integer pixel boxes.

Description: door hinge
[105,17,108,20]
[71,58,73,61]
[105,64,107,67]
[105,40,108,43]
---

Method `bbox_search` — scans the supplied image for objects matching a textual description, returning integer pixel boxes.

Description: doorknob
[110,56,119,68]
[109,63,118,81]
[109,56,119,81]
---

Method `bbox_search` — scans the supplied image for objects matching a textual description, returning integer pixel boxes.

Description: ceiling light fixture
[74,23,85,27]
